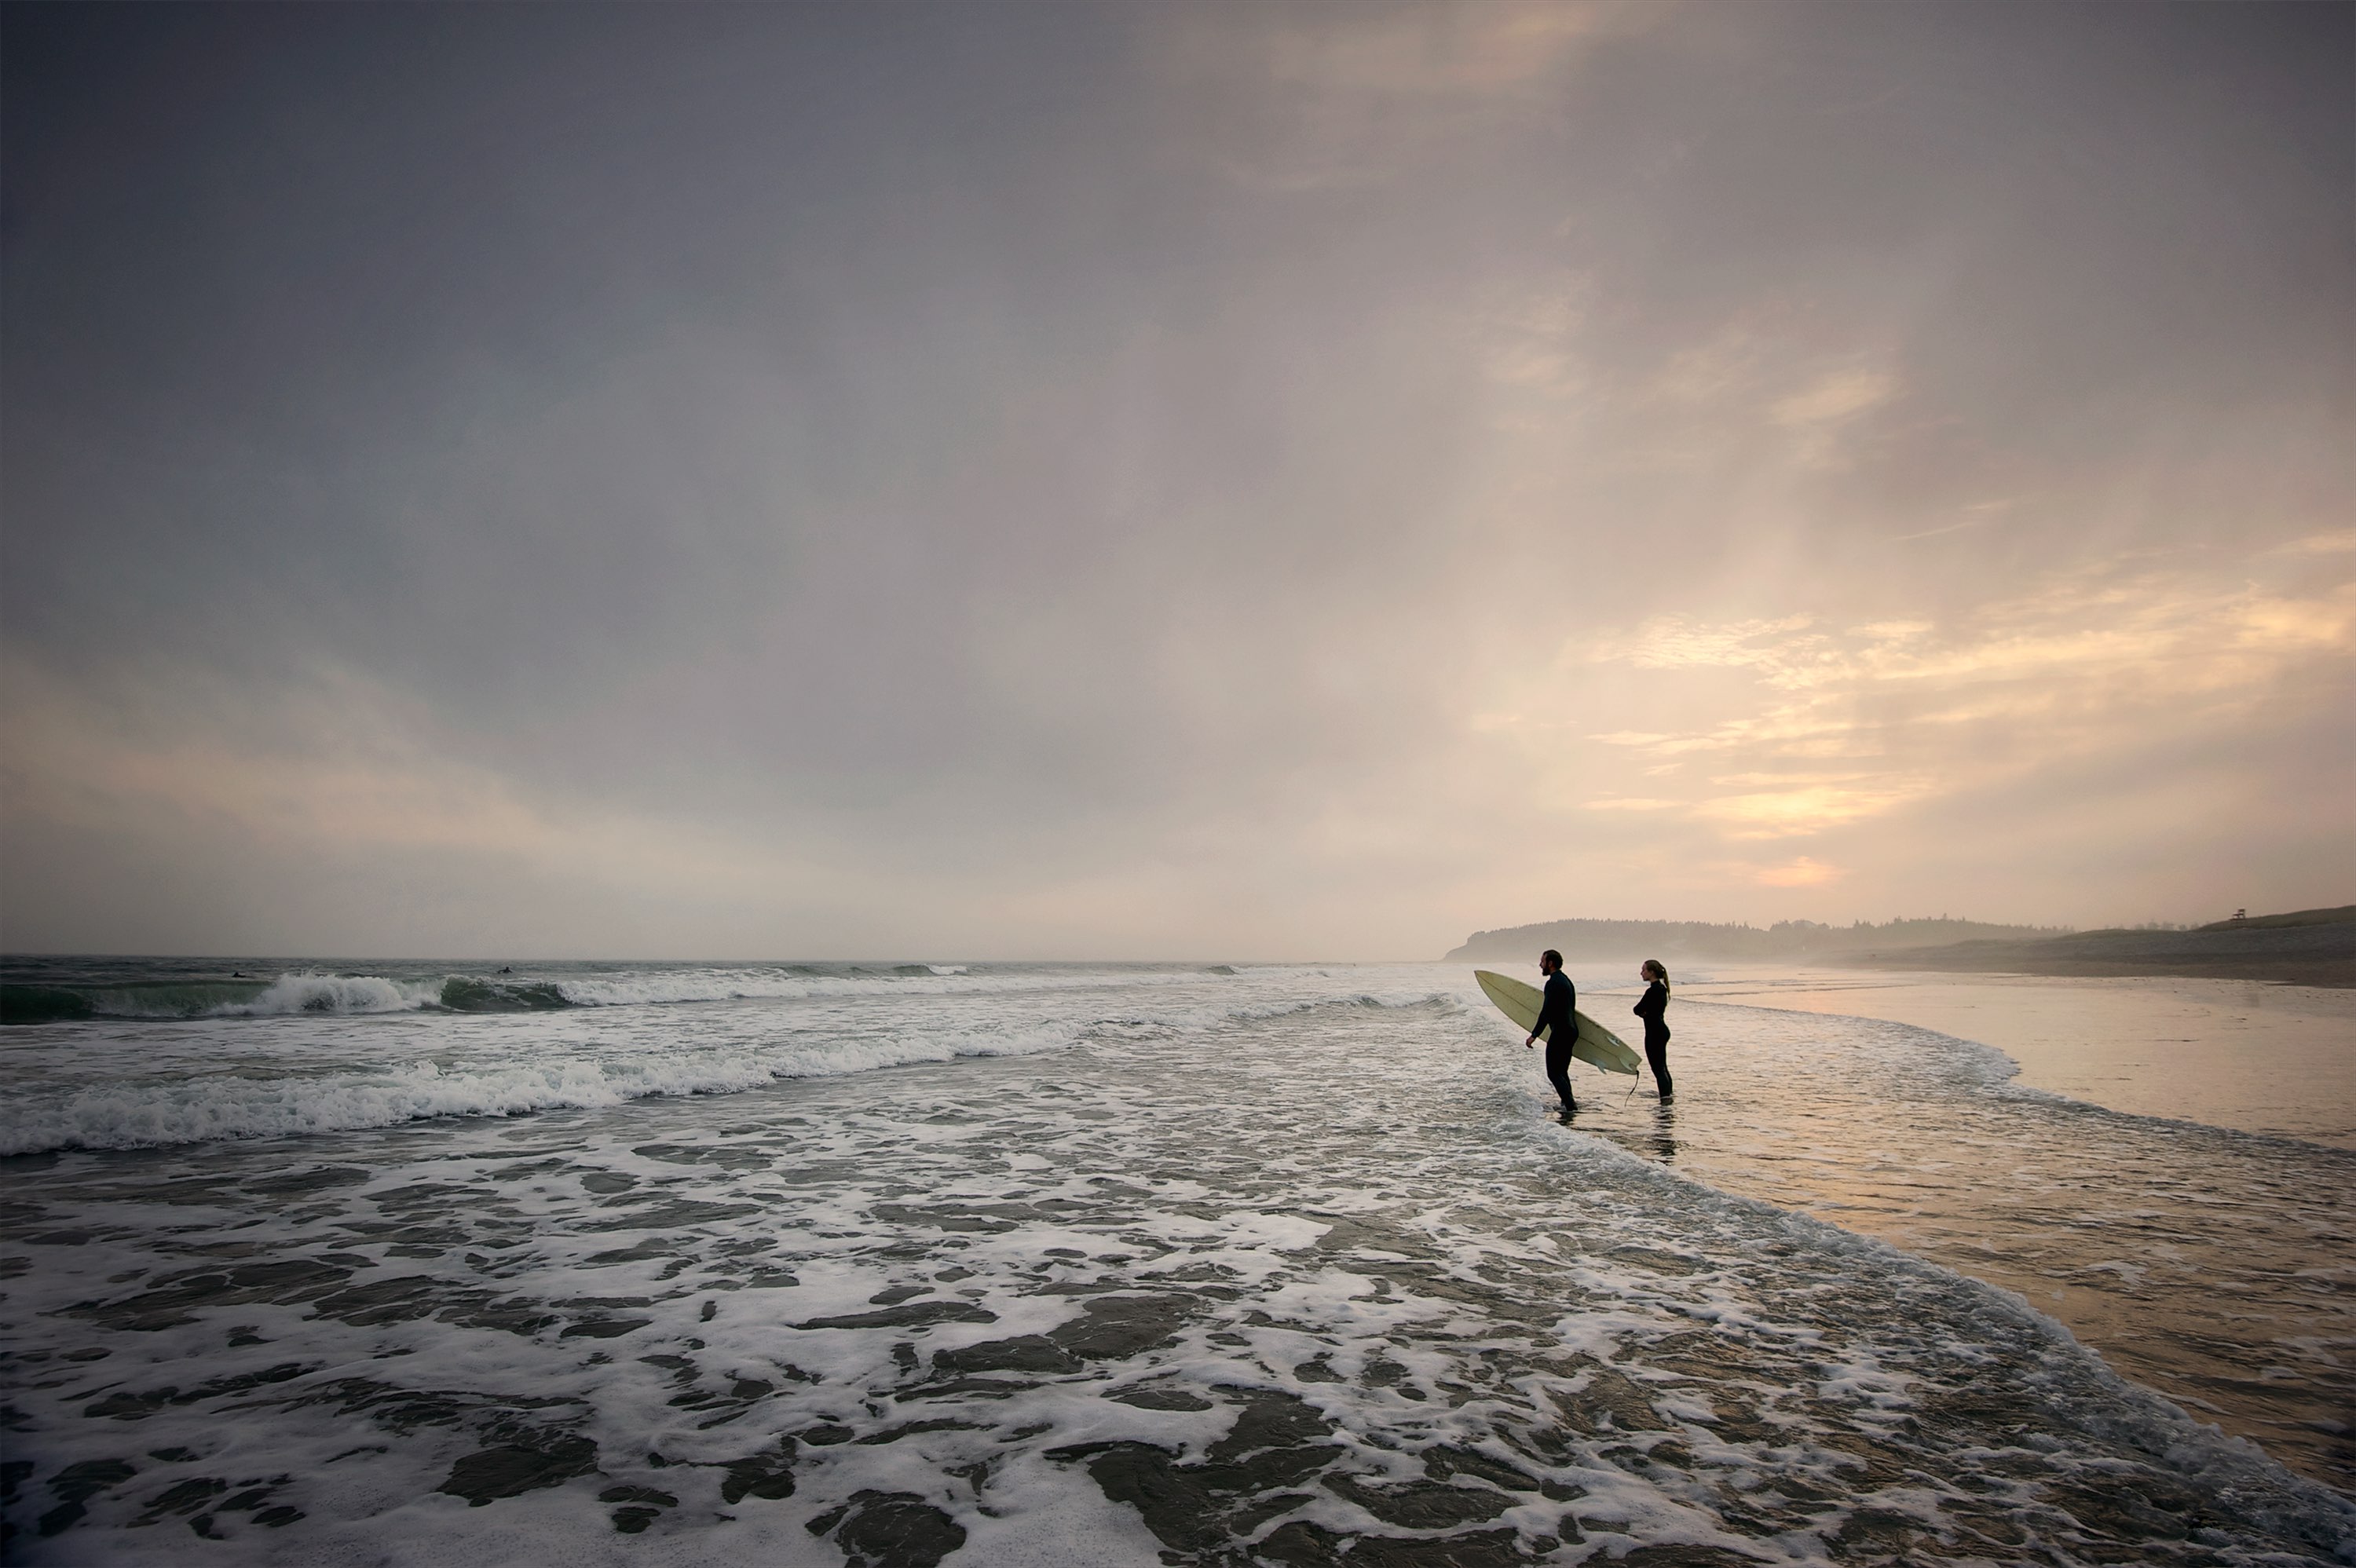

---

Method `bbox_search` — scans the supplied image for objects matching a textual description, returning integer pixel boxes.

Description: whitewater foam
[5,963,2351,1564]
[224,970,447,1016]
[0,979,1458,1156]
[0,1025,1087,1157]
[0,959,1429,1025]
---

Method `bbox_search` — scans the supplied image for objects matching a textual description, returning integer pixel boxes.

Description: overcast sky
[3,2,2350,959]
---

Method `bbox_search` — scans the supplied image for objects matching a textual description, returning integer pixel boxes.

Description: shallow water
[1561,991,2354,1497]
[1679,969,2356,1150]
[2,962,2350,1565]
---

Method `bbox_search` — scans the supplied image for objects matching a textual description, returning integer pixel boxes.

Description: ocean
[2,958,2349,1566]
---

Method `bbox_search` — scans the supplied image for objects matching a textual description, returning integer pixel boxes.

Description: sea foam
[0,979,1455,1156]
[6,981,2348,1566]
[0,1026,1082,1156]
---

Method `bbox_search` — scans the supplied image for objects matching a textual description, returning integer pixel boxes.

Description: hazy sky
[4,2,2350,959]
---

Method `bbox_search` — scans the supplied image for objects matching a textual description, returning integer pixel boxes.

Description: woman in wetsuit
[1633,960,1672,1100]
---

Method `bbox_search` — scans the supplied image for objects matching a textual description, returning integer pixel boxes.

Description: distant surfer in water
[1525,949,1579,1114]
[1633,959,1672,1099]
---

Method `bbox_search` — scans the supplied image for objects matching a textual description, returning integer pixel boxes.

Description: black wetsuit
[1633,981,1672,1098]
[1535,970,1579,1111]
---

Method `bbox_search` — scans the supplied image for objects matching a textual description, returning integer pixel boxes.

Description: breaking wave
[0,1027,1082,1157]
[0,963,1233,1023]
[0,991,1451,1157]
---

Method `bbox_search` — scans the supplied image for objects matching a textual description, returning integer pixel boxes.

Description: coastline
[1833,911,2355,989]
[23,967,2353,1561]
[1451,908,2356,989]
[7,960,2351,1550]
[1834,949,2354,988]
[1660,966,2356,1149]
[1573,967,2356,1493]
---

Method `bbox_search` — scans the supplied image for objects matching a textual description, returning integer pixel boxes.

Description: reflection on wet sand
[1676,968,2356,1149]
[1568,1001,2354,1494]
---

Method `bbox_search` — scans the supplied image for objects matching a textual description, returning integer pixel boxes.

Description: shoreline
[1571,967,2356,1493]
[1831,951,2354,988]
[1460,948,2354,989]
[1662,966,2356,1150]
[1452,907,2356,990]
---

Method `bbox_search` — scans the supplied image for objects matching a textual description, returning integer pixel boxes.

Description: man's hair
[1541,948,1563,968]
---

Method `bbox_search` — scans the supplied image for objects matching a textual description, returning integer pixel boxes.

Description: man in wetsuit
[1524,948,1579,1114]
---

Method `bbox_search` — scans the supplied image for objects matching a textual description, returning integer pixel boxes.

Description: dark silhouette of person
[1633,959,1673,1100]
[1524,949,1579,1114]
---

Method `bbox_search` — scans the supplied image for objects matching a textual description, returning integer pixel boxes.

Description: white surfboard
[1473,969,1641,1076]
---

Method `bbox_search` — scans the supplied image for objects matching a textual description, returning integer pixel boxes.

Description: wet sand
[1564,968,2355,1494]
[1675,969,2356,1150]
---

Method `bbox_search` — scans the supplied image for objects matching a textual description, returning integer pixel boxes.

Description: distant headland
[1445,906,2356,988]
[1445,916,2067,965]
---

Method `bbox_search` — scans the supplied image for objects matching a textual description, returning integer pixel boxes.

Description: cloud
[1575,555,2355,842]
[1694,778,1937,839]
[2270,531,2356,557]
[1889,503,2019,543]
[1153,2,1653,191]
[1632,313,1903,474]
[5,3,2349,951]
[1605,616,1819,672]
[1649,327,1767,407]
[1772,367,1898,429]
[1480,275,1597,401]
[1770,366,1900,470]
[1252,2,1626,97]
[1755,857,1842,887]
[0,655,853,950]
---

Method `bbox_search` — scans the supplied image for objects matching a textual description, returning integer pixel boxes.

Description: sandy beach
[1673,968,2356,1149]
